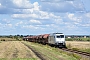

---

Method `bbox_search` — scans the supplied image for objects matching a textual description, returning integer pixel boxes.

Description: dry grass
[66,41,90,53]
[23,41,78,60]
[0,37,16,41]
[0,41,39,60]
[0,41,89,60]
[66,41,90,49]
[66,41,90,60]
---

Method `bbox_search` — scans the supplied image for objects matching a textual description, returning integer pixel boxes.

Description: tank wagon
[23,33,66,47]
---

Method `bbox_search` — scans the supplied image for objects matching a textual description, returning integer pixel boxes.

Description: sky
[0,0,90,35]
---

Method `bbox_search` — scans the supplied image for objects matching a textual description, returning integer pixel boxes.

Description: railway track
[22,42,46,60]
[61,48,90,57]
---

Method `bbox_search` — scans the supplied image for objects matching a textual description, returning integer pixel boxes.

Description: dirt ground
[0,41,39,60]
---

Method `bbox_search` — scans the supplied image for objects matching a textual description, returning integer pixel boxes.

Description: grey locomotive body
[48,33,66,47]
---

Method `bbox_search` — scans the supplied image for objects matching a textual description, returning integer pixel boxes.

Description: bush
[66,38,73,41]
[1,39,5,41]
[87,39,90,41]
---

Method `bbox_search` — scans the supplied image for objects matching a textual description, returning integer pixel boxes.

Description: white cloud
[6,24,12,27]
[68,13,74,20]
[40,0,85,13]
[12,14,39,19]
[41,0,75,2]
[3,19,11,23]
[81,24,90,27]
[22,25,43,30]
[33,2,40,11]
[11,10,62,20]
[0,0,85,14]
[0,23,12,28]
[86,12,90,18]
[54,19,63,24]
[0,23,3,28]
[29,20,42,24]
[0,0,33,14]
[39,11,51,19]
[0,0,33,9]
[0,3,1,6]
[0,0,90,35]
[15,21,23,26]
[12,0,33,9]
[66,24,78,29]
[67,13,82,23]
[65,12,90,30]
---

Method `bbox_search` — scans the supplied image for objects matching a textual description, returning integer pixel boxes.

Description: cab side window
[54,36,55,38]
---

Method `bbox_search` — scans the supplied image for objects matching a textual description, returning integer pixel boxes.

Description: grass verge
[23,41,79,60]
[0,58,37,60]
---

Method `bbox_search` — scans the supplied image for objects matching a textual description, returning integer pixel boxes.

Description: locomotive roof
[53,33,63,34]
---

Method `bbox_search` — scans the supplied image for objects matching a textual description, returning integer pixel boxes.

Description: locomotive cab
[48,33,66,47]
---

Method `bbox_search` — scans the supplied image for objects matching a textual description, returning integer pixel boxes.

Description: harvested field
[0,41,89,60]
[66,41,90,53]
[0,41,39,60]
[0,37,16,41]
[66,41,90,49]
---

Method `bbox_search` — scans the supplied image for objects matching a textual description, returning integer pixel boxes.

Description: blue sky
[0,0,90,35]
